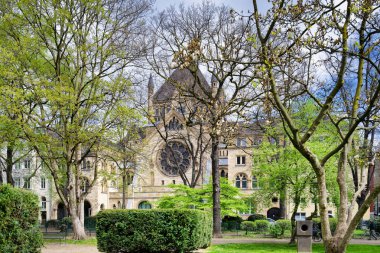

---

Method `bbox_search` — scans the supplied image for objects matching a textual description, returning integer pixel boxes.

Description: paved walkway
[42,238,380,253]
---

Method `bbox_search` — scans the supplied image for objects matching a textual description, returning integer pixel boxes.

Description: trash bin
[297,220,313,253]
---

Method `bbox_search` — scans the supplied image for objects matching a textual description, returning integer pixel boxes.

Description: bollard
[297,220,313,253]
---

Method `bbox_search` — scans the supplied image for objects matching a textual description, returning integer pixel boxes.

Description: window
[110,180,117,189]
[236,156,246,165]
[295,212,306,221]
[14,177,21,188]
[219,158,228,166]
[138,201,152,209]
[252,176,258,189]
[221,170,227,178]
[272,197,278,203]
[101,180,107,193]
[23,177,31,189]
[235,173,247,189]
[81,178,90,193]
[15,162,21,170]
[24,159,31,170]
[172,180,176,184]
[236,137,247,147]
[41,196,46,210]
[41,177,46,189]
[161,180,165,186]
[82,160,91,171]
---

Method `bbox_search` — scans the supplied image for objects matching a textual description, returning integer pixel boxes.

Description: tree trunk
[70,209,87,240]
[6,145,14,186]
[324,237,348,253]
[289,197,300,244]
[211,134,222,238]
[122,173,126,209]
[279,186,286,219]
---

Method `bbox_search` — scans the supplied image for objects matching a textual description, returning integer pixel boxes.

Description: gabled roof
[153,68,210,103]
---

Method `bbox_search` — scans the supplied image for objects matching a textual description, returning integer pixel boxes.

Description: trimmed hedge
[269,219,291,238]
[247,214,266,222]
[97,209,212,253]
[0,184,43,253]
[241,221,256,231]
[254,220,270,232]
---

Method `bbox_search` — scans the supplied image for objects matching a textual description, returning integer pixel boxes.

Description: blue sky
[154,0,271,12]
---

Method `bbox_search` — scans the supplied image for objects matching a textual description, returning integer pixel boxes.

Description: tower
[148,74,154,113]
[211,72,218,98]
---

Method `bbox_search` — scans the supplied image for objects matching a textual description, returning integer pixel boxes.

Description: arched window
[252,176,258,189]
[81,177,90,193]
[235,173,248,189]
[138,201,152,209]
[235,175,241,188]
[117,201,121,208]
[100,204,104,210]
[101,179,107,193]
[221,170,226,178]
[41,196,46,210]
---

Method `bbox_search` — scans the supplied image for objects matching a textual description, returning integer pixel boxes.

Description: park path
[42,238,380,253]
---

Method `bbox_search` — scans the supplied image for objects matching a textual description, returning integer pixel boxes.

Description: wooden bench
[42,232,66,244]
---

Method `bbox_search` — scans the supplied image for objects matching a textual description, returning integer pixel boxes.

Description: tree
[157,177,248,217]
[149,2,259,237]
[253,102,340,244]
[249,1,380,252]
[102,112,144,209]
[0,0,36,185]
[6,0,153,239]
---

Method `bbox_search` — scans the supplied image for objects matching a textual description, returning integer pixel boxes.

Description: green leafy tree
[3,0,153,239]
[157,178,247,217]
[249,1,380,252]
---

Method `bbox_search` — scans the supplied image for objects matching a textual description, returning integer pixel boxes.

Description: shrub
[222,215,242,231]
[222,215,243,223]
[375,218,380,233]
[254,220,270,232]
[241,221,256,232]
[0,184,43,253]
[84,216,96,229]
[312,218,337,233]
[97,209,212,253]
[269,220,291,238]
[247,214,266,222]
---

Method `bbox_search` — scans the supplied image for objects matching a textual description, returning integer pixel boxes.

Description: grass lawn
[207,243,380,253]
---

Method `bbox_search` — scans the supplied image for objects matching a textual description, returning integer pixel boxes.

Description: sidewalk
[42,238,380,253]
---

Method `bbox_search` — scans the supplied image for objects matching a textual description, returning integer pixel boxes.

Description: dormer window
[236,138,247,147]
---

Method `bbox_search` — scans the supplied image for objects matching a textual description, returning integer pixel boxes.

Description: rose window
[159,142,191,176]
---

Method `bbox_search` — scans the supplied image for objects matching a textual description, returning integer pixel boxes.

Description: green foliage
[269,220,291,238]
[254,220,270,232]
[247,213,266,222]
[312,218,337,233]
[240,221,256,231]
[0,184,43,252]
[157,178,248,216]
[96,209,212,253]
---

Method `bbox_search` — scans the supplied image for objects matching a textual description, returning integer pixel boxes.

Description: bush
[269,220,291,238]
[84,216,96,229]
[312,218,337,233]
[222,215,242,231]
[0,184,43,253]
[254,220,270,232]
[241,221,256,232]
[97,209,212,253]
[247,214,266,222]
